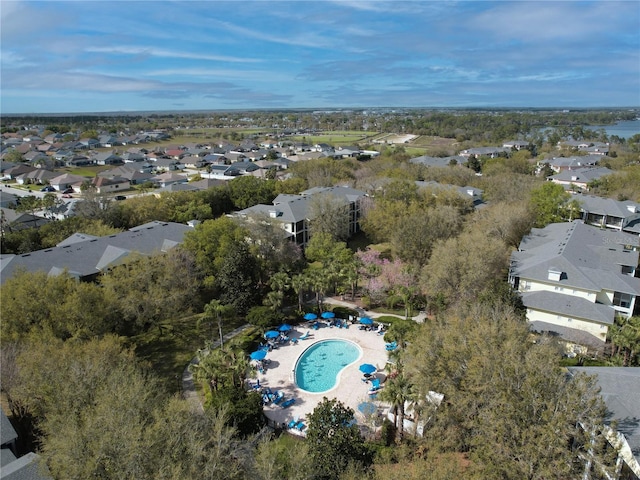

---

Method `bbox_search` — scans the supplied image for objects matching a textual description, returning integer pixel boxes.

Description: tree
[403,302,611,479]
[379,371,413,441]
[238,213,304,284]
[291,272,311,312]
[99,248,201,335]
[246,305,281,331]
[200,299,235,348]
[0,270,116,342]
[216,240,259,315]
[228,176,276,209]
[528,182,574,228]
[608,316,640,366]
[420,228,509,305]
[306,398,372,480]
[182,216,246,287]
[307,192,351,241]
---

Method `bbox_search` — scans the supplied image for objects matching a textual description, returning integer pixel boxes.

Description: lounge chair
[385,341,398,351]
[273,391,285,404]
[288,419,298,429]
[296,421,306,431]
[368,379,382,394]
[281,398,296,408]
[299,330,311,340]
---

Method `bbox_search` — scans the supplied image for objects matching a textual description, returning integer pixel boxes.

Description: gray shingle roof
[568,367,640,469]
[522,290,615,325]
[1,221,192,284]
[512,221,640,294]
[1,409,17,446]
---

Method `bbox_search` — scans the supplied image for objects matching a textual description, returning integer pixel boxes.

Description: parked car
[114,195,126,201]
[40,185,55,192]
[62,187,74,194]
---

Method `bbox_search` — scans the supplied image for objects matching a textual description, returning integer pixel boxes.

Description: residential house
[154,157,182,171]
[98,135,119,147]
[225,161,259,175]
[234,185,367,246]
[0,221,193,284]
[574,194,640,234]
[509,221,640,347]
[15,168,58,186]
[64,155,93,167]
[503,140,533,151]
[459,146,510,158]
[1,207,51,232]
[567,367,640,480]
[121,152,146,163]
[2,164,37,181]
[540,155,601,173]
[0,191,19,209]
[332,146,361,158]
[93,152,123,166]
[549,166,613,191]
[410,155,466,168]
[77,138,99,149]
[181,155,208,169]
[152,172,188,188]
[203,153,229,165]
[49,173,88,191]
[92,175,130,194]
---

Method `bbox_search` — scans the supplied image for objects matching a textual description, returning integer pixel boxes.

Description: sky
[1,0,639,114]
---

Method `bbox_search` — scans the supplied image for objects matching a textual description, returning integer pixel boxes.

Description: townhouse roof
[529,321,608,348]
[409,155,466,167]
[568,367,640,469]
[574,193,640,218]
[0,221,192,284]
[512,221,640,295]
[522,290,615,325]
[1,408,17,446]
[549,166,613,183]
[544,155,600,169]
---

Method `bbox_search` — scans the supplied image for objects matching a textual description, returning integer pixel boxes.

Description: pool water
[295,340,361,393]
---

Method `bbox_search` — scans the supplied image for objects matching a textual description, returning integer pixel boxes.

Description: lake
[585,119,640,139]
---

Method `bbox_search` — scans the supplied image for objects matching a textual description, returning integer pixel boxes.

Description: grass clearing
[129,312,251,394]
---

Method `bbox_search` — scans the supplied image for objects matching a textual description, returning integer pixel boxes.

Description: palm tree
[201,300,235,349]
[379,372,413,441]
[291,273,310,312]
[189,347,226,394]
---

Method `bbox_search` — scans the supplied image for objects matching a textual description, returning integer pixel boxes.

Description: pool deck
[256,323,389,432]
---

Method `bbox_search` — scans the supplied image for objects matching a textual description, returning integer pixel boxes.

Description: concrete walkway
[322,296,427,323]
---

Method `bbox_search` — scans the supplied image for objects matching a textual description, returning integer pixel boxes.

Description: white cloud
[85,46,261,63]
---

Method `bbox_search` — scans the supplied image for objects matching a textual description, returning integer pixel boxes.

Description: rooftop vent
[548,268,564,282]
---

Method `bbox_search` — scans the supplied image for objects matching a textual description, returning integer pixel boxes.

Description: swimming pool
[295,340,361,393]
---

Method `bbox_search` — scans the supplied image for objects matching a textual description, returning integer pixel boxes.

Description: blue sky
[1,0,639,113]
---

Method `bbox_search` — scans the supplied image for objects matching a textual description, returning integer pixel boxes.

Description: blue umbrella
[359,317,373,325]
[321,311,335,319]
[303,312,318,321]
[265,330,280,339]
[278,324,292,332]
[357,401,377,415]
[250,350,267,361]
[359,363,377,375]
